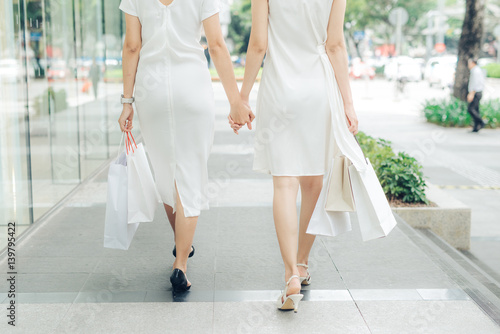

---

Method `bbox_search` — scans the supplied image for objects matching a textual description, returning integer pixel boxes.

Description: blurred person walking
[233,0,367,312]
[118,0,253,292]
[467,58,486,132]
[88,57,101,99]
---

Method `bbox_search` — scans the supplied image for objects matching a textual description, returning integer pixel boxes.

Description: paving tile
[339,269,461,289]
[0,303,72,333]
[215,240,281,257]
[209,204,274,225]
[214,290,282,303]
[56,302,214,334]
[215,271,284,290]
[143,289,215,303]
[332,253,441,272]
[208,154,267,180]
[292,266,346,291]
[350,289,422,301]
[422,166,478,186]
[215,255,283,273]
[74,291,146,303]
[17,240,105,258]
[79,272,171,292]
[324,231,442,272]
[214,290,353,303]
[208,179,275,207]
[80,271,215,293]
[356,300,500,334]
[15,256,99,274]
[213,301,370,333]
[417,288,471,301]
[0,273,89,293]
[93,256,173,274]
[15,292,78,304]
[304,289,353,301]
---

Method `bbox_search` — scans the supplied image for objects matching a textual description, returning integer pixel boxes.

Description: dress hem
[252,167,326,177]
[162,200,206,218]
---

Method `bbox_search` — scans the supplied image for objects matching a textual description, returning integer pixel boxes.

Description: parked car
[413,57,426,79]
[0,58,35,82]
[0,59,21,83]
[477,57,495,67]
[47,60,71,80]
[384,56,422,82]
[349,58,375,80]
[424,56,457,89]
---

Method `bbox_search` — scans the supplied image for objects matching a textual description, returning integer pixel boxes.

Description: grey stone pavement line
[1,81,500,333]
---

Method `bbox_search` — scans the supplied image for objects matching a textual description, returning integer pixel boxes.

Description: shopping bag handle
[126,131,131,155]
[116,130,139,158]
[125,131,138,155]
[128,131,138,149]
[116,131,125,160]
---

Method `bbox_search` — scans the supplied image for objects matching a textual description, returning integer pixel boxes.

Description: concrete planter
[392,183,471,250]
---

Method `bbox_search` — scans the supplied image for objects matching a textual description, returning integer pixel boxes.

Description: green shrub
[483,63,500,78]
[423,97,500,128]
[356,132,429,204]
[374,65,385,75]
[33,87,68,116]
[379,152,429,204]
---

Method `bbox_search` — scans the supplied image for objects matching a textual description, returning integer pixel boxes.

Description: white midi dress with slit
[119,0,220,217]
[253,0,367,176]
[254,0,369,236]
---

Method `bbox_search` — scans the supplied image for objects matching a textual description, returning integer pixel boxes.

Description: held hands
[228,99,357,135]
[118,104,134,132]
[344,104,359,135]
[228,98,255,135]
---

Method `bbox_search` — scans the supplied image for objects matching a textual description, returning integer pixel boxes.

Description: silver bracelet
[121,94,135,104]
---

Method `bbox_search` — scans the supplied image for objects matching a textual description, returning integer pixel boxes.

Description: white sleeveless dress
[253,0,367,176]
[119,0,220,217]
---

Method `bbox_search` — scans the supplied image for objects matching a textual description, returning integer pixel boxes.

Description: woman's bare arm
[325,0,358,135]
[240,0,268,103]
[204,14,254,130]
[118,13,142,132]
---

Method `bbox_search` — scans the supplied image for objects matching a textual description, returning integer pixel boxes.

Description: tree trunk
[453,0,485,101]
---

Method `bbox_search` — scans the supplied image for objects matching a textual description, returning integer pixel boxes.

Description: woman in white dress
[118,0,254,291]
[234,0,364,311]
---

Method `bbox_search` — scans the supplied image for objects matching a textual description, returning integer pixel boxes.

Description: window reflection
[0,0,134,250]
[0,0,31,248]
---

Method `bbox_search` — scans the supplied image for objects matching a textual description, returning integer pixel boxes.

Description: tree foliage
[228,0,436,55]
[228,0,252,54]
[345,0,436,48]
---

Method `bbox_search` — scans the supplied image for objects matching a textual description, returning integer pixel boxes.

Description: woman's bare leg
[172,184,198,287]
[297,176,323,277]
[273,176,301,295]
[164,203,194,255]
[164,203,176,233]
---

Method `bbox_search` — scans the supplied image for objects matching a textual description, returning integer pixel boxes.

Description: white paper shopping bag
[325,155,355,212]
[307,158,353,238]
[348,157,398,241]
[104,132,139,250]
[126,132,162,224]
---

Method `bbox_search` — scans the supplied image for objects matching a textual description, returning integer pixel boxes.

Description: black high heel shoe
[172,245,195,258]
[170,268,191,292]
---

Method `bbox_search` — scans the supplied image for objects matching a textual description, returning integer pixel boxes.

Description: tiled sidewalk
[1,83,499,333]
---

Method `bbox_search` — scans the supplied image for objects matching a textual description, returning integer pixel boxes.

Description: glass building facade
[0,0,138,250]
